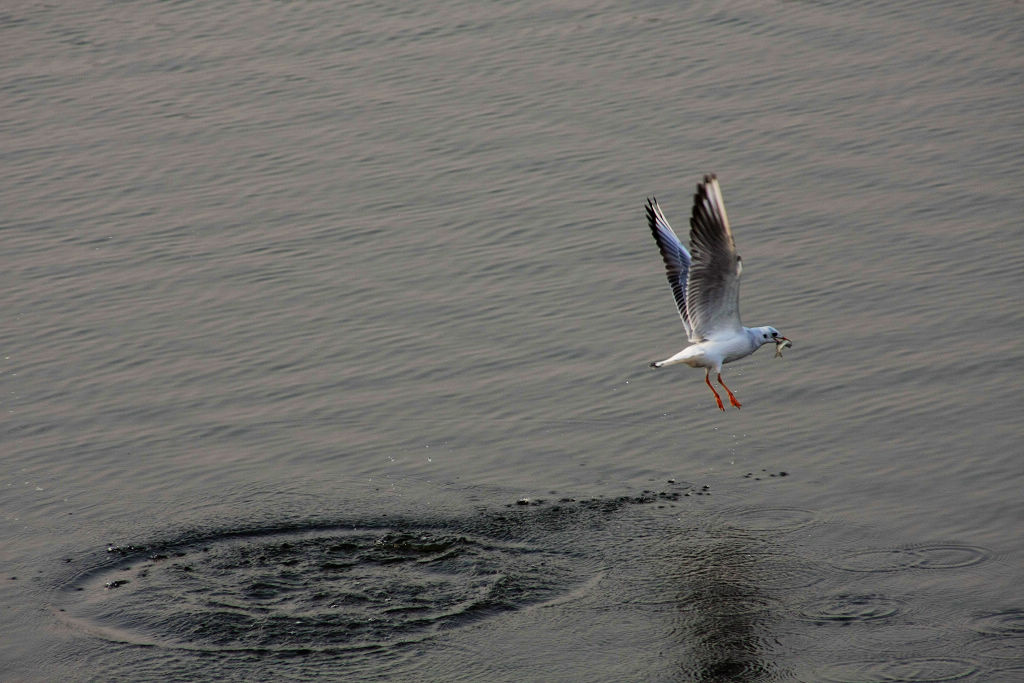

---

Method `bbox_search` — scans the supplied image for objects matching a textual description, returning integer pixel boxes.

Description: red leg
[717,373,742,409]
[705,369,725,411]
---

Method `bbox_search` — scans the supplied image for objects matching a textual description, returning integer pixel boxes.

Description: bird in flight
[646,174,790,411]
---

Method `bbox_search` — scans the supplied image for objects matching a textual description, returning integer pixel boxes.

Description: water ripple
[718,506,821,532]
[969,609,1024,638]
[798,594,903,624]
[834,544,992,573]
[820,657,978,682]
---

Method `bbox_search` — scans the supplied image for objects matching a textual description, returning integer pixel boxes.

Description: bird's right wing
[686,174,744,339]
[646,197,694,340]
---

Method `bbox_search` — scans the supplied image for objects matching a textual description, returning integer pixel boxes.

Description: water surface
[3,1,1023,680]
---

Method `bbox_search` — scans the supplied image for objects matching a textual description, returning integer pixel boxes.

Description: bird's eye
[763,334,768,339]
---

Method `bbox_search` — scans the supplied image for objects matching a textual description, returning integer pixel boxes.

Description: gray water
[3,1,1023,681]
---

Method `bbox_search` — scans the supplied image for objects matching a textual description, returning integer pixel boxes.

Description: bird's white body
[645,175,790,410]
[653,326,776,371]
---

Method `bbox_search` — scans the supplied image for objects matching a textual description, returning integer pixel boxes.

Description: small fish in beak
[774,338,792,358]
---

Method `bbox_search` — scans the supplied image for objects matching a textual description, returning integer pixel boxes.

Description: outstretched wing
[686,174,743,339]
[646,197,693,340]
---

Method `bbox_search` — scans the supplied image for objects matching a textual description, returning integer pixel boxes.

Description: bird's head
[756,326,790,348]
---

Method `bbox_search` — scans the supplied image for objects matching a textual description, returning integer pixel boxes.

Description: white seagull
[646,174,790,411]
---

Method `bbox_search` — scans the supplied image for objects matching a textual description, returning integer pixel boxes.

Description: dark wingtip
[645,198,658,229]
[649,361,659,368]
[697,173,717,193]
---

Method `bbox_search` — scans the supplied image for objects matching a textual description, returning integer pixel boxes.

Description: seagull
[646,174,790,411]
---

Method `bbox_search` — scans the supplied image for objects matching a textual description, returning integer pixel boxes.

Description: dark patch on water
[55,495,659,657]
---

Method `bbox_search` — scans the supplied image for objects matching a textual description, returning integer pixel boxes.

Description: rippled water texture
[3,0,1023,680]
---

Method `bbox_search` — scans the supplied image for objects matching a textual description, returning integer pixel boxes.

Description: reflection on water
[671,536,783,682]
